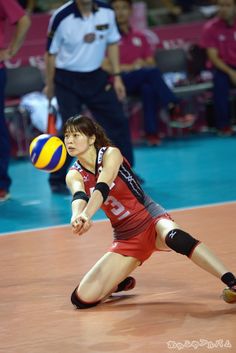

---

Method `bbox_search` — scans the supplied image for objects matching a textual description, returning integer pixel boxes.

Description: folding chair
[155,47,213,133]
[4,65,45,156]
[155,47,213,98]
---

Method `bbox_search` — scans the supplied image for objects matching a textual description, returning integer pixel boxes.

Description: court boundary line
[1,199,236,237]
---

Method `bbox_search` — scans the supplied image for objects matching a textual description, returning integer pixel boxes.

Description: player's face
[64,130,94,157]
[112,1,132,26]
[217,0,236,21]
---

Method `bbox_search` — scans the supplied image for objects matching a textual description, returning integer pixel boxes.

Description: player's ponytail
[93,119,113,149]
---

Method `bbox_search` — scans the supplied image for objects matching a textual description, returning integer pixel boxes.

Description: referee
[45,0,134,193]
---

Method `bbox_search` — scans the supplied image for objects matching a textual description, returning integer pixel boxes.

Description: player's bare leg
[71,252,140,308]
[155,218,236,303]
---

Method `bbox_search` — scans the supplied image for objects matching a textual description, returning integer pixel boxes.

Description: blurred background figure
[103,0,194,146]
[0,0,31,201]
[201,0,236,136]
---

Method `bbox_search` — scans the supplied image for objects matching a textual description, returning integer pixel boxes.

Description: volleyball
[29,134,67,173]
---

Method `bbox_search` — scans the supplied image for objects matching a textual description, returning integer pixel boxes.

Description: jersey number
[104,195,130,220]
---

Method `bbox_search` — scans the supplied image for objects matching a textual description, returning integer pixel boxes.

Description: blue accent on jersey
[47,2,75,51]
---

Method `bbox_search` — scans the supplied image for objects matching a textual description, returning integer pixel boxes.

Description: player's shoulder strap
[97,146,108,171]
[70,160,84,173]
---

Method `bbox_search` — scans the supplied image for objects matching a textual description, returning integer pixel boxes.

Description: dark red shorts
[108,213,172,263]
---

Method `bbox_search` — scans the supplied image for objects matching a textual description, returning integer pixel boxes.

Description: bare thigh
[155,218,181,250]
[77,252,140,302]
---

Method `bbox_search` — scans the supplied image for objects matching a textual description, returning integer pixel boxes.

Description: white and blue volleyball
[29,134,66,172]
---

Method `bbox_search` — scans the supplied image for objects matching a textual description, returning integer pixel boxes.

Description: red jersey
[201,17,236,67]
[119,28,153,65]
[70,147,166,240]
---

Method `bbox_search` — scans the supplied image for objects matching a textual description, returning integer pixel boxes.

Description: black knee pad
[165,229,200,257]
[71,287,100,309]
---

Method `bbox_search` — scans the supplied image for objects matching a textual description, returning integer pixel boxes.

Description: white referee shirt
[47,0,121,72]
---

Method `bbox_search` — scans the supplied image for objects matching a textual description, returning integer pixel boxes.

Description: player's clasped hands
[71,212,92,236]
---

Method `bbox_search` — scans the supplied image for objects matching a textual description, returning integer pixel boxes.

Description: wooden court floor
[1,203,236,353]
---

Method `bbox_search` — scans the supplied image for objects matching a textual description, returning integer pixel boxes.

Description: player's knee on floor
[71,286,101,309]
[165,229,200,257]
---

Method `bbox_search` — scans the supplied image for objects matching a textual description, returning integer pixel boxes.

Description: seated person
[200,0,236,136]
[103,0,194,146]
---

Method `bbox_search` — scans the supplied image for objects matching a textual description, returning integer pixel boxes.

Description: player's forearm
[72,199,87,217]
[83,191,104,220]
[107,43,121,74]
[8,15,31,57]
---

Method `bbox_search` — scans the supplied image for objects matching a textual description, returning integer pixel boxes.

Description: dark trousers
[0,68,11,191]
[122,67,179,135]
[213,67,235,129]
[49,68,134,186]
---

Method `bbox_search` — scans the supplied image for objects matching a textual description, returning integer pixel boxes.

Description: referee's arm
[107,42,126,100]
[107,42,121,75]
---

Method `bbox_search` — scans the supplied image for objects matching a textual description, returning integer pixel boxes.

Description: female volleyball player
[64,115,236,309]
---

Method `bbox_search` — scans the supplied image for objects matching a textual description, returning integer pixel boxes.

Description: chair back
[5,66,45,98]
[155,48,187,73]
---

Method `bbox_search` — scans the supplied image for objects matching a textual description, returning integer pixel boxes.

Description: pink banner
[4,14,49,68]
[4,13,206,68]
[153,20,206,50]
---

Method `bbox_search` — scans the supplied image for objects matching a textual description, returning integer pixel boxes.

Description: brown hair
[63,115,113,149]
